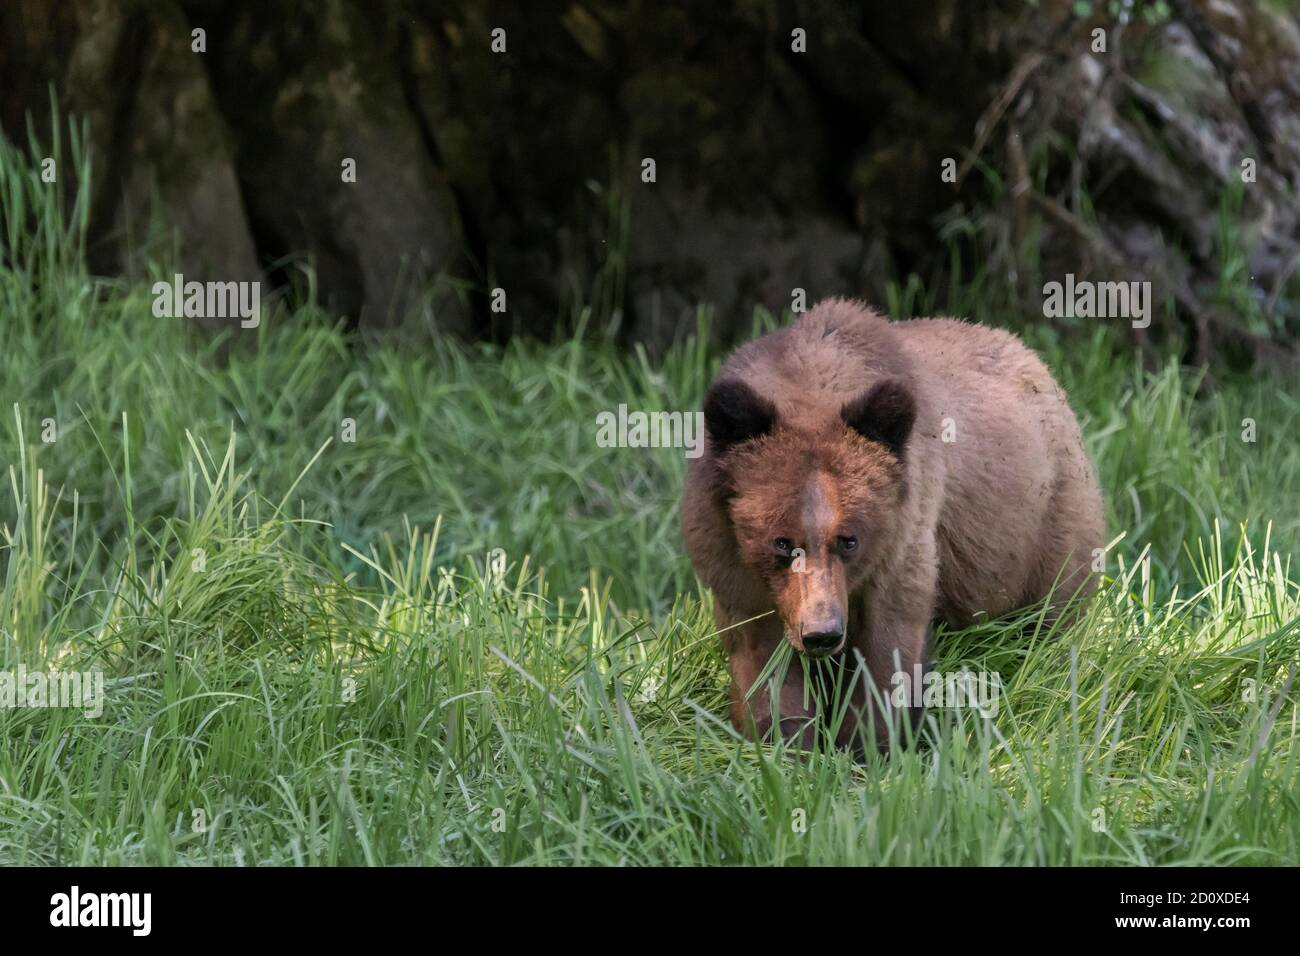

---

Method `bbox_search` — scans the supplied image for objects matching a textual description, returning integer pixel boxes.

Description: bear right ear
[841,379,916,460]
[704,378,777,453]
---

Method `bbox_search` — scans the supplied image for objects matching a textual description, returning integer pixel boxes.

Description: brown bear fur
[680,298,1105,751]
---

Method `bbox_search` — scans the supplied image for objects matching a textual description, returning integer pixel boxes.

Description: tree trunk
[1,0,1296,367]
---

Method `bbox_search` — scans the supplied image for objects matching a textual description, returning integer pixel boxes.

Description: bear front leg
[720,611,818,749]
[842,569,937,753]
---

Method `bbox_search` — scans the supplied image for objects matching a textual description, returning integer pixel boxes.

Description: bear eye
[837,535,859,555]
[773,537,794,556]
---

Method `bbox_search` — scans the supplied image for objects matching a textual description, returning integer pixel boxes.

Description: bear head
[703,377,915,657]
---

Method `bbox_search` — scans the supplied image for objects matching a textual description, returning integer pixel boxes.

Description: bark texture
[1,1,1296,365]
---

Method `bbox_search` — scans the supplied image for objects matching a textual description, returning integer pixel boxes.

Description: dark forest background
[3,0,1300,371]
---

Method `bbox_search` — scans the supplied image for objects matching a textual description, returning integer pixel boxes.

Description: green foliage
[1,111,1297,866]
[1072,0,1171,24]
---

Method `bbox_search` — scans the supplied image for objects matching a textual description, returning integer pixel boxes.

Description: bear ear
[704,378,777,453]
[840,379,916,459]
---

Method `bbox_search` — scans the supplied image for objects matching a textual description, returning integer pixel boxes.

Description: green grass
[1,126,1298,866]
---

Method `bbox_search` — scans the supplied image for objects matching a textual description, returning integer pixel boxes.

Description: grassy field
[1,134,1298,866]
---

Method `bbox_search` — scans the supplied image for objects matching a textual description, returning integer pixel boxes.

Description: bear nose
[801,628,843,656]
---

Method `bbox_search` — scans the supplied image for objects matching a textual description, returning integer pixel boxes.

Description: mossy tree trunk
[1,0,1296,368]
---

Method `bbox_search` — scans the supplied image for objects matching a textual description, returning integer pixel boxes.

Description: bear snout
[798,613,845,657]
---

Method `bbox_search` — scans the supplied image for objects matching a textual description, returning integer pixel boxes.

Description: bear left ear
[841,379,916,459]
[704,378,777,453]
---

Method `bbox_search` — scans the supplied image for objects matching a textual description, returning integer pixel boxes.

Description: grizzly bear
[681,298,1105,752]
